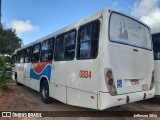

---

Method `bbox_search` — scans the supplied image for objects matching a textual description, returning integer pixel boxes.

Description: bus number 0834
[79,70,92,79]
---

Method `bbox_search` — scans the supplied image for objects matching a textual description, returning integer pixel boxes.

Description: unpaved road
[0,81,160,120]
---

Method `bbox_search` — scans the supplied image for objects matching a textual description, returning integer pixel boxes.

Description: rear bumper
[99,87,155,110]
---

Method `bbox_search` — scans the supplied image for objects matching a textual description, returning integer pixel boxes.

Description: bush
[0,69,12,79]
[0,78,10,91]
[0,56,13,91]
[0,78,6,84]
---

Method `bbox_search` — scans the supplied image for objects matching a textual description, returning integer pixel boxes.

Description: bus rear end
[99,10,155,110]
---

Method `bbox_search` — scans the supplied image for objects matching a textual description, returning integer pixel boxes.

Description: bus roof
[15,9,102,53]
[15,8,150,53]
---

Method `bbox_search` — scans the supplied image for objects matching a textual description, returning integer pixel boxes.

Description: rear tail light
[105,69,117,95]
[106,70,112,78]
[108,78,113,86]
[150,70,154,90]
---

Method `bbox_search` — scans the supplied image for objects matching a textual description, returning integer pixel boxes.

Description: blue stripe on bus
[30,64,51,81]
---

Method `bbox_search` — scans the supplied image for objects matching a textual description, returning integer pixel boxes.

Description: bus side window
[24,46,32,63]
[54,35,65,61]
[54,30,76,61]
[31,43,41,62]
[77,20,100,59]
[20,49,25,63]
[41,38,54,62]
[64,30,76,60]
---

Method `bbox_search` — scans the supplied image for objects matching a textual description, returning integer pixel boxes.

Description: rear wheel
[40,80,52,104]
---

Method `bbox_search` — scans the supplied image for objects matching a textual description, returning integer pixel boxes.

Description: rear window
[109,12,151,50]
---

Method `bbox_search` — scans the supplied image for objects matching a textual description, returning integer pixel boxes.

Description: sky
[1,0,160,45]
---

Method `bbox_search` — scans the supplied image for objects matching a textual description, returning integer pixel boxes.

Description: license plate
[142,84,148,91]
[131,79,139,85]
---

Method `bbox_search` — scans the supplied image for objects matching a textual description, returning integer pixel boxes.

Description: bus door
[23,47,32,87]
[17,50,25,84]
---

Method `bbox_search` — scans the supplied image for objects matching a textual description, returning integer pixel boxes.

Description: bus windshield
[109,12,151,50]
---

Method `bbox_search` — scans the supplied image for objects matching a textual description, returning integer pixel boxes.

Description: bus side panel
[50,61,71,87]
[50,84,67,103]
[23,63,32,87]
[70,60,99,94]
[67,87,97,109]
[51,60,99,94]
[21,62,39,91]
[154,61,160,95]
[29,78,37,90]
[50,58,99,108]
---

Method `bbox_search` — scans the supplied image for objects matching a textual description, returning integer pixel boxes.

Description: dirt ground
[0,80,160,120]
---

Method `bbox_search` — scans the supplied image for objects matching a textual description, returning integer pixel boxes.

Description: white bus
[11,8,155,110]
[151,27,160,96]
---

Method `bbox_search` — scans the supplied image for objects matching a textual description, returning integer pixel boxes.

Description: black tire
[40,80,52,104]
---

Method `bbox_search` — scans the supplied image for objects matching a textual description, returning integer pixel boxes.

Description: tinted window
[64,31,76,60]
[24,47,32,63]
[153,33,160,60]
[41,38,54,62]
[31,43,41,62]
[77,21,100,59]
[54,30,76,61]
[20,50,25,63]
[54,35,64,61]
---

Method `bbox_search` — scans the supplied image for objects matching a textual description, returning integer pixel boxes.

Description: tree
[0,24,22,55]
[0,24,22,71]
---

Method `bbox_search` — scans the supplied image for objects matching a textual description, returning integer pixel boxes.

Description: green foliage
[0,24,22,78]
[0,78,7,91]
[0,78,10,91]
[0,24,22,55]
[0,24,22,91]
[0,56,12,69]
[0,70,10,91]
[0,77,6,84]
